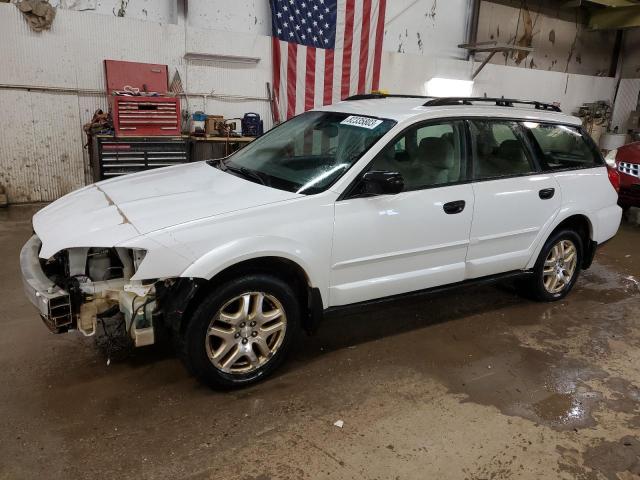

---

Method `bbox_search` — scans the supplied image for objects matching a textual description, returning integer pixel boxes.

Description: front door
[330,120,475,306]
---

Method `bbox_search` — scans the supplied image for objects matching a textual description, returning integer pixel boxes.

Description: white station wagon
[21,95,622,388]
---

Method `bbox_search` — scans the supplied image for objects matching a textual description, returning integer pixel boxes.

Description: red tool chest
[104,60,181,137]
[112,97,180,136]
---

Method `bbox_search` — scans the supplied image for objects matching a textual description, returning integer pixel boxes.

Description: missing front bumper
[20,235,74,333]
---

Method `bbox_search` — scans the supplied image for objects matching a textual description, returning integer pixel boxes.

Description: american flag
[270,0,386,122]
[169,70,184,94]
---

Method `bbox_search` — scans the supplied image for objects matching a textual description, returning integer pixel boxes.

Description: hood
[34,162,302,258]
[618,142,640,164]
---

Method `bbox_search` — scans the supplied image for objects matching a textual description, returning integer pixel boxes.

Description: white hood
[34,162,302,258]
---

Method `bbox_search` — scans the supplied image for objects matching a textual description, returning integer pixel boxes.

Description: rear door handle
[539,188,555,200]
[443,200,466,214]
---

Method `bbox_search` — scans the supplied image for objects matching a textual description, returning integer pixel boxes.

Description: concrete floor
[1,205,640,480]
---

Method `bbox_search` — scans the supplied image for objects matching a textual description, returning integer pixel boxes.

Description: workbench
[188,136,255,162]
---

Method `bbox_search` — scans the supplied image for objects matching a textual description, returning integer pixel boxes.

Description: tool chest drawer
[92,136,188,180]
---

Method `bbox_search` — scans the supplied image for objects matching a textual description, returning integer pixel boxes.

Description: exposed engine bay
[40,246,162,347]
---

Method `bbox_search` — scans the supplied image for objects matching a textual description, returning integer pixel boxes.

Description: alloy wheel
[542,239,578,294]
[205,292,287,374]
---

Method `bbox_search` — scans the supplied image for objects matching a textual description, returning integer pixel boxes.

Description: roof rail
[423,97,561,112]
[345,93,432,101]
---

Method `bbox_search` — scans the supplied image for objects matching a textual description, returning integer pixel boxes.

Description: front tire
[524,229,583,302]
[180,274,301,389]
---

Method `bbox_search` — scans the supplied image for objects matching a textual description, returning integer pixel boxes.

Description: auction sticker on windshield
[340,116,384,129]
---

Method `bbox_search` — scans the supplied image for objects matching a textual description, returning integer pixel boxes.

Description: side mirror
[361,170,404,195]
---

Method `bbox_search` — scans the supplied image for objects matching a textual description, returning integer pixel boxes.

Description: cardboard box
[205,115,224,136]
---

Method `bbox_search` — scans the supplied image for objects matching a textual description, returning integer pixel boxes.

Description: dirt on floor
[1,205,640,480]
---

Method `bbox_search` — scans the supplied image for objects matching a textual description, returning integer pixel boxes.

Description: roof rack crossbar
[423,97,561,112]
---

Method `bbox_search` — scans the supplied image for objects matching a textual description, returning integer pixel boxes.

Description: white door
[465,120,561,278]
[330,121,475,306]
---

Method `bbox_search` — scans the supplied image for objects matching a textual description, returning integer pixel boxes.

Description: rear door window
[521,122,601,170]
[469,120,535,180]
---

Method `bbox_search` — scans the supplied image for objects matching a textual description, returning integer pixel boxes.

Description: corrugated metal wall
[0,89,88,203]
[0,3,272,204]
[612,79,640,132]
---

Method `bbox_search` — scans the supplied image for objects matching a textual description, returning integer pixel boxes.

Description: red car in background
[607,142,640,210]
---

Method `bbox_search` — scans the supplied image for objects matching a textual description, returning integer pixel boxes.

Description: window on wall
[522,122,601,170]
[368,121,467,190]
[469,120,535,179]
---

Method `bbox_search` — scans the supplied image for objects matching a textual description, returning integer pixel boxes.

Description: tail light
[607,165,620,193]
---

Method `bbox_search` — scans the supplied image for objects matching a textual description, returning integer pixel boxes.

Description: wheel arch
[551,214,597,269]
[164,255,324,337]
[527,213,596,270]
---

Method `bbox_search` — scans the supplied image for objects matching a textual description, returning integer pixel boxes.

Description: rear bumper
[593,204,623,245]
[20,235,73,333]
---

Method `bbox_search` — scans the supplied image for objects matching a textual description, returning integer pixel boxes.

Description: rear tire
[179,274,301,389]
[521,229,583,302]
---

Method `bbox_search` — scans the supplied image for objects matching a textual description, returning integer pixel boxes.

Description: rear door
[466,119,561,278]
[330,120,474,306]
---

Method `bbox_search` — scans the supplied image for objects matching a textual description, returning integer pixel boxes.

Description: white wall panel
[380,51,616,116]
[0,90,85,203]
[184,26,273,105]
[185,61,267,100]
[185,25,271,62]
[611,79,640,132]
[0,6,77,88]
[473,63,616,115]
[30,92,87,201]
[187,0,272,36]
[72,18,185,91]
[383,0,469,57]
[0,90,42,203]
[51,0,179,24]
[0,4,188,92]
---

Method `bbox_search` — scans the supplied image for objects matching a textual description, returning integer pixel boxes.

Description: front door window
[367,121,468,191]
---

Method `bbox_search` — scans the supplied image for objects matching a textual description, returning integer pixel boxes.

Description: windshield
[211,111,396,195]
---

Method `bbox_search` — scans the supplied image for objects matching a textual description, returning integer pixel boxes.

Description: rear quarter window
[522,122,602,170]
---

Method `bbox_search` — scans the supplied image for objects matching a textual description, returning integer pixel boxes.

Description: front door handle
[443,200,466,214]
[539,188,555,200]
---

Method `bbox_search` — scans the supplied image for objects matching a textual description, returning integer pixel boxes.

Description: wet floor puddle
[532,392,597,427]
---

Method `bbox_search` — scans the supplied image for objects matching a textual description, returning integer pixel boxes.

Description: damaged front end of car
[20,235,179,348]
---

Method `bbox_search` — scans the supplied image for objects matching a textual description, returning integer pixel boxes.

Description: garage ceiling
[568,0,640,29]
[584,0,639,6]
